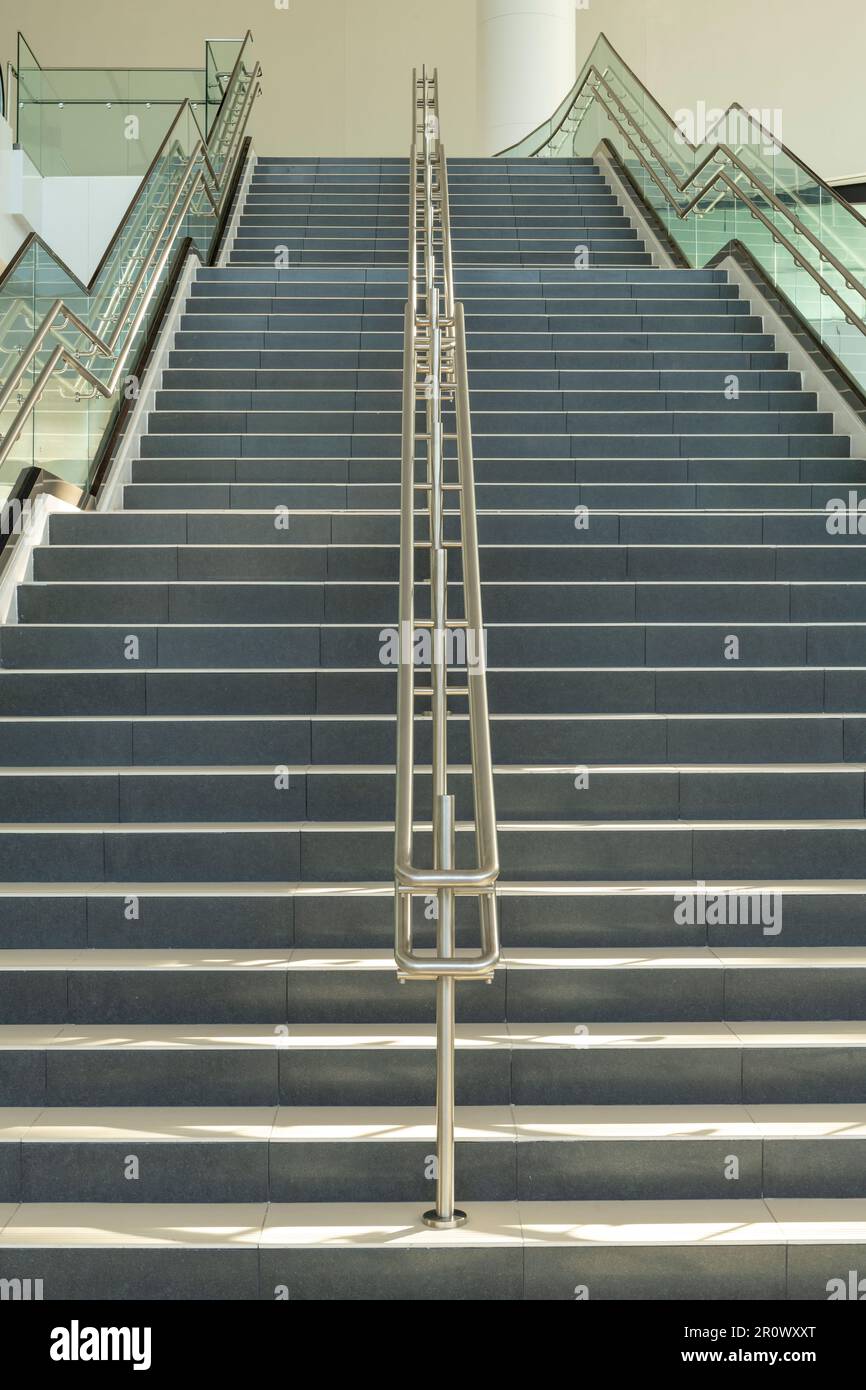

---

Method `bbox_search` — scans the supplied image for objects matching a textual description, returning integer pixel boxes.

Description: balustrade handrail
[394,67,500,1230]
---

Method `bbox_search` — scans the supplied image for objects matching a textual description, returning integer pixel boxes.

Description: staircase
[1,152,865,1301]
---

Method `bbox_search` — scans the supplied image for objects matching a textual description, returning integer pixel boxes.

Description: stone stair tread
[2,946,865,970]
[508,1021,866,1046]
[3,1102,866,1144]
[0,1023,510,1048]
[2,1021,865,1048]
[1,876,866,897]
[3,1198,866,1248]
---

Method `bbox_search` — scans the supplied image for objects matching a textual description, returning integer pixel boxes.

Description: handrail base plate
[422,1209,467,1230]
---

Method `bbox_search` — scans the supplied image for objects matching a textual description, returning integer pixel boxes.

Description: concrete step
[0,946,865,1023]
[3,818,866,882]
[22,578,866,627]
[1,1105,865,1204]
[14,620,866,669]
[30,543,866,586]
[0,879,865,948]
[0,712,862,770]
[7,148,866,1305]
[0,763,861,822]
[48,508,863,549]
[2,1021,866,1105]
[3,1195,863,1298]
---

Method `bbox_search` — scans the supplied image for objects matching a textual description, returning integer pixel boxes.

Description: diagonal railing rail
[395,68,500,1230]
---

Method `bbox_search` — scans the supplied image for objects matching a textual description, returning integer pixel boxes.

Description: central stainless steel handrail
[0,55,260,474]
[395,68,500,1230]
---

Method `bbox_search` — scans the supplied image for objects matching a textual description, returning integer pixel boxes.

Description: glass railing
[14,31,248,177]
[499,33,866,392]
[0,33,259,504]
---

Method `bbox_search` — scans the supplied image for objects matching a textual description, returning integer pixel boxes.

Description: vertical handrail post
[424,792,461,1228]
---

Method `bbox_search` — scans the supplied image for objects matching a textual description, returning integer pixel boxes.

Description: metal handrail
[395,68,500,1231]
[0,57,260,476]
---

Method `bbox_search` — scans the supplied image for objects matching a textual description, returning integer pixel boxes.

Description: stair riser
[159,370,801,390]
[0,965,863,1023]
[13,623,866,670]
[50,513,858,546]
[19,578,843,625]
[228,251,653,267]
[0,714,859,770]
[30,548,866,585]
[120,481,866,508]
[0,768,859,823]
[7,661,866,716]
[0,887,863,949]
[152,389,813,412]
[190,282,733,299]
[168,348,786,369]
[3,825,866,882]
[1,1137,862,1204]
[0,1242,851,1301]
[136,431,846,458]
[2,1046,864,1106]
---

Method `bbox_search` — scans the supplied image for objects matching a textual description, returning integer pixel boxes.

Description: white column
[476,0,576,155]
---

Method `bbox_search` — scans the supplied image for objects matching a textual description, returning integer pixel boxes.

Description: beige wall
[581,0,866,183]
[0,0,479,157]
[2,0,863,176]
